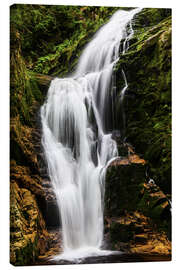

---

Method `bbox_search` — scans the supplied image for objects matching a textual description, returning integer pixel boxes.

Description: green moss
[115,12,171,194]
[134,8,171,28]
[14,236,39,266]
[105,163,146,216]
[110,222,133,243]
[10,4,119,77]
[10,4,122,128]
[10,27,43,126]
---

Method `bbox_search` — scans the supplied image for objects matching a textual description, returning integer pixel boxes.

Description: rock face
[104,146,171,256]
[107,212,171,255]
[10,30,60,263]
[104,10,171,256]
[10,181,49,265]
[10,112,61,265]
[115,8,171,194]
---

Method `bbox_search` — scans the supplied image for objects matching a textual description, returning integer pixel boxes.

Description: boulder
[104,152,171,255]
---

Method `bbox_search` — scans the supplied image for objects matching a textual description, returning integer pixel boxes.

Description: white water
[41,8,141,261]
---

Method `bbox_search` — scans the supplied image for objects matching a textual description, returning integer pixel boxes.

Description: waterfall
[41,7,141,260]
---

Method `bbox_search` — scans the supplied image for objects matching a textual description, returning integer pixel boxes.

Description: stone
[10,181,49,265]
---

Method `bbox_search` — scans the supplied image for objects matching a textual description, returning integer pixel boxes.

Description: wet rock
[104,147,171,256]
[111,130,122,142]
[105,153,146,216]
[10,110,60,264]
[106,211,171,256]
[115,14,172,194]
[10,161,44,197]
[137,182,171,222]
[134,234,148,244]
[10,181,50,265]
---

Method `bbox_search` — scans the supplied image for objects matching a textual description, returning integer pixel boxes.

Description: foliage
[10,4,119,125]
[10,26,42,125]
[10,4,118,76]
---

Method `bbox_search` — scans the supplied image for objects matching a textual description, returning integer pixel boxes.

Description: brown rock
[106,211,171,256]
[10,181,49,265]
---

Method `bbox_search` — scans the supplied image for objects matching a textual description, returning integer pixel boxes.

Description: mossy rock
[114,10,171,195]
[110,221,134,243]
[105,162,146,216]
[137,183,171,222]
[10,181,49,265]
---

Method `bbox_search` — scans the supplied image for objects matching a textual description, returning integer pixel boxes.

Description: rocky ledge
[10,112,60,265]
[104,144,171,257]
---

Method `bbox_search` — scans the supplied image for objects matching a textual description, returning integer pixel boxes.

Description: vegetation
[10,5,119,77]
[115,8,171,194]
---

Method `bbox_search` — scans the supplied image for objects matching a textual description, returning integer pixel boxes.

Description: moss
[10,26,43,126]
[105,163,146,216]
[14,236,39,266]
[10,5,120,77]
[134,8,171,28]
[10,181,48,266]
[110,222,134,243]
[136,183,170,223]
[114,11,171,194]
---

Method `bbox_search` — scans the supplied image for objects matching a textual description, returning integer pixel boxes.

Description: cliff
[115,8,171,194]
[105,145,171,255]
[104,8,171,256]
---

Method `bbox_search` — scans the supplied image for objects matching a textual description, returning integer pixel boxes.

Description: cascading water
[41,7,141,261]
